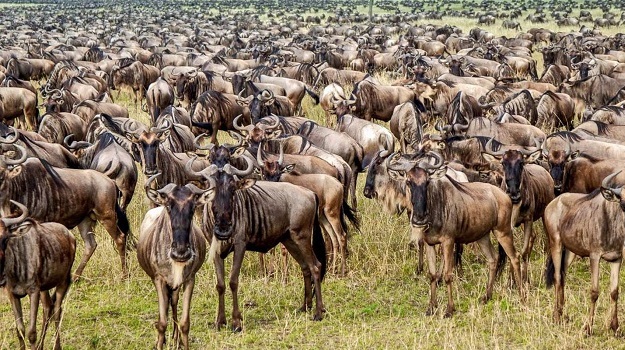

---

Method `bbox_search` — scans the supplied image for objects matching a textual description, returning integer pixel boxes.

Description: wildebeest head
[233,114,281,147]
[481,139,541,204]
[570,59,598,80]
[145,175,213,262]
[363,149,393,200]
[333,95,357,118]
[174,70,198,99]
[387,152,446,228]
[248,89,275,123]
[0,200,29,287]
[439,55,465,76]
[0,142,27,193]
[44,89,67,113]
[542,134,580,195]
[186,155,256,240]
[256,143,294,182]
[126,120,171,176]
[601,171,625,212]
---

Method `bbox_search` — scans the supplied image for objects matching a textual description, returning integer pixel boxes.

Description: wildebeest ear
[11,222,32,236]
[231,147,245,157]
[388,169,406,181]
[524,150,541,163]
[131,144,141,162]
[125,132,140,143]
[435,141,446,149]
[147,189,168,206]
[430,166,447,179]
[196,188,215,205]
[269,129,282,139]
[481,152,498,163]
[7,166,22,179]
[601,188,619,202]
[157,130,170,141]
[567,150,579,161]
[282,164,295,173]
[237,178,256,190]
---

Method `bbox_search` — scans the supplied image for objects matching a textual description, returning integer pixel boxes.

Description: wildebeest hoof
[232,324,242,333]
[312,313,324,321]
[425,307,436,316]
[480,295,491,304]
[298,305,310,313]
[583,324,593,337]
[215,320,227,330]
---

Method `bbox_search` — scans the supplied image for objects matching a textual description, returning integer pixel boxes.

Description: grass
[1,7,625,349]
[0,90,621,349]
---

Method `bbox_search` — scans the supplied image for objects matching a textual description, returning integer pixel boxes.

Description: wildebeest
[38,112,86,144]
[137,175,208,350]
[0,200,76,350]
[108,60,159,108]
[335,114,395,168]
[145,77,175,123]
[0,145,131,279]
[545,171,625,335]
[0,87,39,131]
[387,152,524,317]
[482,140,555,282]
[348,77,419,121]
[191,155,326,331]
[256,146,359,275]
[190,90,247,144]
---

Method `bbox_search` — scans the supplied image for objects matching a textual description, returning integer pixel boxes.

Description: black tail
[340,200,360,234]
[191,120,214,134]
[312,204,327,282]
[545,249,567,288]
[305,87,320,104]
[115,200,135,250]
[495,243,507,279]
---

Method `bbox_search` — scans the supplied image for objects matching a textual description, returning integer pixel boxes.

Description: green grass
[0,90,621,349]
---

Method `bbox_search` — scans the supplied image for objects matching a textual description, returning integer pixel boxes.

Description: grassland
[1,8,625,349]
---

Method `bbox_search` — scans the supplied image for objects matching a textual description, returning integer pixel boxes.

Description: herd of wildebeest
[4,0,625,348]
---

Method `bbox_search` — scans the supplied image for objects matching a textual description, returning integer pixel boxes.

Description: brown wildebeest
[1,201,76,350]
[387,151,524,317]
[189,155,326,331]
[561,153,625,194]
[138,175,208,350]
[482,139,555,282]
[545,171,625,335]
[256,145,359,276]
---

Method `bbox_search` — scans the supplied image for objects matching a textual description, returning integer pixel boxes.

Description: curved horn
[256,145,265,166]
[233,114,255,132]
[63,134,91,150]
[151,118,172,133]
[184,157,204,178]
[223,154,254,177]
[278,141,285,166]
[2,200,29,227]
[144,173,161,190]
[419,151,444,170]
[386,152,416,172]
[0,127,19,144]
[194,133,215,151]
[452,123,469,132]
[4,144,28,165]
[259,114,281,131]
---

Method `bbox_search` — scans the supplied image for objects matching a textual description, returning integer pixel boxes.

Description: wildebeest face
[500,151,525,204]
[128,131,169,176]
[260,161,294,182]
[547,150,578,194]
[147,184,213,262]
[389,165,446,228]
[363,152,390,199]
[212,171,255,240]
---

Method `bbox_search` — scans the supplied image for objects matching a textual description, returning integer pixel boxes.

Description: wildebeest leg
[425,244,439,316]
[409,226,425,275]
[319,214,339,274]
[441,240,456,318]
[493,228,524,301]
[230,246,246,332]
[585,254,601,336]
[326,211,348,276]
[214,255,227,329]
[282,236,325,321]
[153,278,169,350]
[97,210,128,278]
[170,287,180,347]
[73,218,97,280]
[280,244,289,285]
[350,171,358,209]
[8,294,26,350]
[521,220,535,283]
[26,292,40,349]
[179,277,195,350]
[476,235,497,303]
[39,291,53,350]
[609,259,621,333]
[51,274,71,350]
